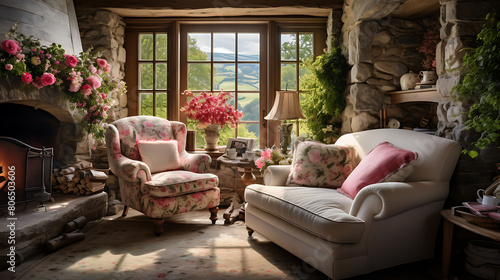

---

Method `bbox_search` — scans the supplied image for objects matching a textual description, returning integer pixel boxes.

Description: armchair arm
[263,165,292,186]
[349,181,449,220]
[105,123,152,183]
[179,151,212,173]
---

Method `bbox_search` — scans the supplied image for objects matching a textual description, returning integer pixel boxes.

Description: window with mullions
[185,31,261,148]
[138,33,168,118]
[280,32,315,137]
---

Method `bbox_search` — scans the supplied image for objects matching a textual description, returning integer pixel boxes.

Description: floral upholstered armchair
[105,116,220,235]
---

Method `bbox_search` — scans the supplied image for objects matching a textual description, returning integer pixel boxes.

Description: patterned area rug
[7,209,327,280]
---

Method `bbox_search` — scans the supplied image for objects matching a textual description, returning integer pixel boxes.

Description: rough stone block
[351,112,379,132]
[350,83,384,114]
[374,60,408,77]
[351,63,373,83]
[436,75,460,98]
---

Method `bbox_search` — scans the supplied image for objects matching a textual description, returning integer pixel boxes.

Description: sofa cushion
[286,141,356,188]
[339,142,417,199]
[137,140,181,173]
[145,170,218,198]
[245,184,365,243]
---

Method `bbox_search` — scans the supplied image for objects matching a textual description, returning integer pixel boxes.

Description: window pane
[281,63,296,90]
[188,33,211,61]
[238,63,259,90]
[140,34,154,60]
[238,93,259,121]
[238,33,260,61]
[156,33,168,60]
[299,62,311,89]
[139,63,153,90]
[238,124,259,146]
[299,33,314,61]
[156,92,167,118]
[188,63,211,90]
[213,63,235,91]
[281,33,296,61]
[214,33,235,61]
[139,92,153,115]
[156,63,167,90]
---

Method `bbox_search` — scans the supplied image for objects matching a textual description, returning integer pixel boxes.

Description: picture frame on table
[226,137,255,158]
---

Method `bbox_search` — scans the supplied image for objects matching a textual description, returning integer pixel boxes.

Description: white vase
[419,70,438,85]
[400,71,419,90]
[203,124,220,151]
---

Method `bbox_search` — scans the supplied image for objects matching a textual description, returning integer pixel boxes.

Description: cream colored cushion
[137,140,181,173]
[245,184,365,243]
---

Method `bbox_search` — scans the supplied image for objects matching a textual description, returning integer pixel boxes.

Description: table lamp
[265,90,306,154]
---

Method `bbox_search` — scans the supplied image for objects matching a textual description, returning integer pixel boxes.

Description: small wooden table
[217,156,257,224]
[441,209,500,278]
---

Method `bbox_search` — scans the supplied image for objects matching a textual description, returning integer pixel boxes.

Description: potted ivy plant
[454,14,500,158]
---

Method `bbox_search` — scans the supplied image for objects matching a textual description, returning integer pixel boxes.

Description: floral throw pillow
[286,141,357,188]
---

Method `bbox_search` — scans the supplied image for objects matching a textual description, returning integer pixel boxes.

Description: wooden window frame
[123,17,327,149]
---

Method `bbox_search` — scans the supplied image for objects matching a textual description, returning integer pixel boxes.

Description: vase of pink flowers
[181,90,242,151]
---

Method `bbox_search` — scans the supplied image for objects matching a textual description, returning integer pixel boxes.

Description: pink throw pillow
[137,140,181,173]
[339,142,418,199]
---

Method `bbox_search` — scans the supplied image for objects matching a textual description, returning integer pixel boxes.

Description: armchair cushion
[286,141,356,188]
[340,142,417,199]
[137,140,181,173]
[145,171,218,198]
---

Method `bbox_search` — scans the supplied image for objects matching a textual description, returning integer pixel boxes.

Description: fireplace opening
[0,103,60,156]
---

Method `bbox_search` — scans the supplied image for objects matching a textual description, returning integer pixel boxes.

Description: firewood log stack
[52,161,108,195]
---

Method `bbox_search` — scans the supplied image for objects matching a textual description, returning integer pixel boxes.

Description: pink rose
[65,55,78,68]
[88,65,97,73]
[1,39,21,55]
[96,58,108,69]
[86,75,101,89]
[5,64,13,71]
[104,64,111,73]
[21,72,32,84]
[40,73,56,86]
[81,84,92,96]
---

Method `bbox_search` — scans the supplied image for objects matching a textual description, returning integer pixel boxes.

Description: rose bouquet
[0,23,125,139]
[417,29,440,71]
[255,148,291,173]
[180,90,242,129]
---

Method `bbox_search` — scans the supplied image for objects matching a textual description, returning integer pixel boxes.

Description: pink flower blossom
[40,73,56,86]
[96,58,108,69]
[1,39,21,55]
[104,64,111,73]
[21,72,32,84]
[5,64,13,70]
[65,55,78,68]
[88,65,97,73]
[31,56,41,66]
[89,105,97,111]
[81,84,92,96]
[86,75,101,89]
[15,53,25,60]
[308,149,322,163]
[55,61,60,65]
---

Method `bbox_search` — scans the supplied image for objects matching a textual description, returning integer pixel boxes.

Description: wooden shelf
[387,88,440,104]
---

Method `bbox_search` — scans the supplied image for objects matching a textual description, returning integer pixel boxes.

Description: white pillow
[137,140,181,173]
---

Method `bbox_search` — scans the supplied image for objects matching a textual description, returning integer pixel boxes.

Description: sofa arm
[350,181,449,220]
[263,165,291,186]
[179,151,212,173]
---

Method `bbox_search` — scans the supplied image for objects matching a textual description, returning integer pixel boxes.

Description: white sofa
[245,129,461,279]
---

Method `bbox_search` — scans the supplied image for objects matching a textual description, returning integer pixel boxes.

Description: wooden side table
[217,156,257,224]
[440,209,500,278]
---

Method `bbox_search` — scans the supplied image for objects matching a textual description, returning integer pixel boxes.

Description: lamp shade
[264,91,306,120]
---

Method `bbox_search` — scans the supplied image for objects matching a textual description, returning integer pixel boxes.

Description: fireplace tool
[33,146,53,211]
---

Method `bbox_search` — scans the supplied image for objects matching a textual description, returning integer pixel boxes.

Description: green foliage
[300,46,349,143]
[455,14,500,157]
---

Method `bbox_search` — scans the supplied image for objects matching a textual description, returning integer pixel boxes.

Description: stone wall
[436,0,500,207]
[341,2,440,133]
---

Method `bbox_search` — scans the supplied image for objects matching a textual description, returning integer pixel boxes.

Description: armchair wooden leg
[121,205,129,217]
[247,227,254,236]
[152,218,164,236]
[209,207,219,224]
